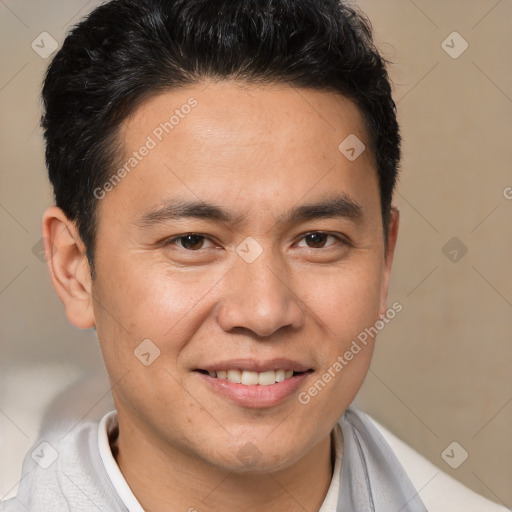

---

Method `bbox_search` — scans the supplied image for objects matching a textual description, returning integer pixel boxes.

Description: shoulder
[1,413,120,512]
[367,414,508,512]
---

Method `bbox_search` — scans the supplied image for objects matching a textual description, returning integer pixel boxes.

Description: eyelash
[164,232,348,251]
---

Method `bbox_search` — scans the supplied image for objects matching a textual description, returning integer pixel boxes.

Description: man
[1,0,506,510]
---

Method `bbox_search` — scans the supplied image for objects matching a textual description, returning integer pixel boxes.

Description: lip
[196,358,312,373]
[195,369,312,409]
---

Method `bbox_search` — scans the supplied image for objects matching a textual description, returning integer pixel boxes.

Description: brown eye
[305,233,327,248]
[170,234,215,250]
[297,232,340,249]
[180,234,204,250]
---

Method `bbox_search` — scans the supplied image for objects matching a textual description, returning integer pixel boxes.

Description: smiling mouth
[195,369,312,386]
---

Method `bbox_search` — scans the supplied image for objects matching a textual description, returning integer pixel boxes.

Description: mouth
[193,360,314,408]
[195,368,311,386]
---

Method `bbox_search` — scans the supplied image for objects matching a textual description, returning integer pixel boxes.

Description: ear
[378,205,400,318]
[42,206,95,329]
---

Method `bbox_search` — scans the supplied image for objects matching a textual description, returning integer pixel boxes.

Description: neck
[112,414,336,512]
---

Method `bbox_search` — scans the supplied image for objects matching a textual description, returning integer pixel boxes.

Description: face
[88,81,397,472]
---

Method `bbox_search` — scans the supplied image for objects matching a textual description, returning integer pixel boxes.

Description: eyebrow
[135,194,364,228]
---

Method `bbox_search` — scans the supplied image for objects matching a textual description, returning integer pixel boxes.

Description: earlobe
[42,206,95,329]
[378,206,400,318]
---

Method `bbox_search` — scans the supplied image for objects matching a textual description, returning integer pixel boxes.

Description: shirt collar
[98,410,343,512]
[98,411,145,512]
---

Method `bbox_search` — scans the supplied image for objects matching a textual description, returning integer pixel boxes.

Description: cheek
[91,259,224,388]
[298,263,381,409]
[296,271,380,421]
[96,259,220,333]
[300,261,383,344]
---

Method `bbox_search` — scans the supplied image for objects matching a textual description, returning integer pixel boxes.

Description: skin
[43,81,399,512]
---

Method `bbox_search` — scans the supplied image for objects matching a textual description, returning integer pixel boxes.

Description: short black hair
[41,0,400,274]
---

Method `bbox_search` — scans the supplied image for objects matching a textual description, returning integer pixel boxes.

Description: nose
[216,249,305,338]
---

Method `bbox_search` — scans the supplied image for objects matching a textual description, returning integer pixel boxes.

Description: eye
[296,232,343,249]
[167,233,216,251]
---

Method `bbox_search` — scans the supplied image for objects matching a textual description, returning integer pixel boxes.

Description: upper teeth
[207,369,294,385]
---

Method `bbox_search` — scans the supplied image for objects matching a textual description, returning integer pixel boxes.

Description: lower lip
[196,372,311,408]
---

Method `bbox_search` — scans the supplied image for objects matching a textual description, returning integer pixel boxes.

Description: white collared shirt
[97,410,508,512]
[97,410,344,512]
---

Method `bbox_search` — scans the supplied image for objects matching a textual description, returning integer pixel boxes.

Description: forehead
[108,81,378,222]
[122,81,370,159]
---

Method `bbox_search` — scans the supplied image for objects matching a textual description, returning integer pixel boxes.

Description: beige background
[1,0,511,507]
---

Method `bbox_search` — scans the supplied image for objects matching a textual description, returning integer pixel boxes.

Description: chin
[202,435,308,475]
[214,452,297,475]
